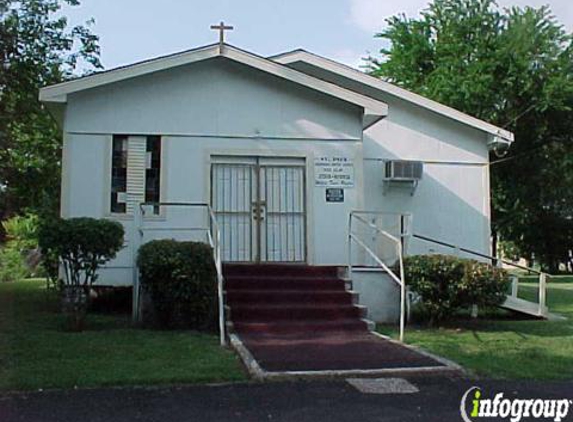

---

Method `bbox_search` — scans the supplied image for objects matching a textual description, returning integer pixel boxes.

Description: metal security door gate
[211,158,256,262]
[211,156,306,263]
[258,161,306,262]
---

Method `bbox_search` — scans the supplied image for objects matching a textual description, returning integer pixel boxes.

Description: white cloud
[348,0,572,33]
[348,0,429,33]
[497,0,573,31]
[330,48,369,69]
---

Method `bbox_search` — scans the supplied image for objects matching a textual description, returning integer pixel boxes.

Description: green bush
[137,239,217,330]
[38,217,125,288]
[38,217,125,331]
[0,214,40,282]
[2,214,39,250]
[0,246,30,282]
[403,254,510,325]
[458,260,511,308]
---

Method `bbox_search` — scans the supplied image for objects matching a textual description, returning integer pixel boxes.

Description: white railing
[132,202,226,346]
[348,211,411,342]
[412,233,549,318]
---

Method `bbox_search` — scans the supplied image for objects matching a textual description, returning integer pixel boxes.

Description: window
[110,135,162,215]
[145,136,161,215]
[111,135,128,214]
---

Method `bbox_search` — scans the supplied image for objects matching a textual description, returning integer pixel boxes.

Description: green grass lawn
[378,282,573,380]
[0,279,246,391]
[516,274,573,283]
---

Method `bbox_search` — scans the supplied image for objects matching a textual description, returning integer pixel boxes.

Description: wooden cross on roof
[210,21,234,49]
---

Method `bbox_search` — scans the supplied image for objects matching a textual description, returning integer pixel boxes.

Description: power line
[490,137,568,166]
[501,104,537,129]
[490,146,543,166]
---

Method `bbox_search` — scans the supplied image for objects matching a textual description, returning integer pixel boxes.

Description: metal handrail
[348,211,407,342]
[207,206,226,347]
[413,233,543,274]
[350,235,402,285]
[353,214,402,244]
[413,233,549,316]
[133,202,226,346]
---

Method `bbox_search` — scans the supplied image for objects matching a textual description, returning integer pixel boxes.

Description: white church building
[39,41,514,325]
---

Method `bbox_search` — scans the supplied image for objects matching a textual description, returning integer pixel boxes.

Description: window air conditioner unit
[383,160,423,195]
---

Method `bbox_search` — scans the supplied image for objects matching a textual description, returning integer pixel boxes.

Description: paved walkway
[238,331,446,372]
[1,377,572,422]
[225,264,450,374]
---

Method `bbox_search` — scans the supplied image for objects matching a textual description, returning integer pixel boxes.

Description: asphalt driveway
[1,376,572,422]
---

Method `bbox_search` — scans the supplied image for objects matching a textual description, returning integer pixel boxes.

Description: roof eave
[271,50,514,143]
[38,44,388,129]
[39,43,220,103]
[222,47,387,127]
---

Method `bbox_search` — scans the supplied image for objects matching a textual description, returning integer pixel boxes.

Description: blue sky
[64,0,572,70]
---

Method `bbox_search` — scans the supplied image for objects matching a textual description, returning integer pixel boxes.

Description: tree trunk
[491,230,498,266]
[61,285,88,332]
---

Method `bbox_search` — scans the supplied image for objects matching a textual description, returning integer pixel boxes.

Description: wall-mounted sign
[314,156,354,188]
[326,188,344,203]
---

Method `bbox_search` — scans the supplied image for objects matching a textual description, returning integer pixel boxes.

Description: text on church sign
[314,156,354,188]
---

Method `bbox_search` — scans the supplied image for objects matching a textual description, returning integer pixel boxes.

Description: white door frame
[210,155,307,263]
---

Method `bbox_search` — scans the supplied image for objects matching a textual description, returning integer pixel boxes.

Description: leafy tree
[0,0,101,221]
[367,0,573,272]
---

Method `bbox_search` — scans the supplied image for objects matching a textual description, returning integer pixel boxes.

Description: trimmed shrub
[137,239,217,330]
[403,254,510,325]
[37,217,125,331]
[38,217,125,288]
[458,260,511,308]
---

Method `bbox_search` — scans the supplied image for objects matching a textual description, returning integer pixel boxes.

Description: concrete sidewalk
[2,377,572,422]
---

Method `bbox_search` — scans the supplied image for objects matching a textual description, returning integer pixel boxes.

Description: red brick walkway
[225,264,445,372]
[237,330,444,372]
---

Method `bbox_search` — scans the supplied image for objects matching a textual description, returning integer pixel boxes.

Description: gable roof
[39,43,388,129]
[271,49,514,144]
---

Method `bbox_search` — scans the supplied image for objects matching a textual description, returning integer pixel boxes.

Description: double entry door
[211,156,307,263]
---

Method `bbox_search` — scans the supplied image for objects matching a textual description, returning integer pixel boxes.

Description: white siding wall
[61,58,364,285]
[64,58,362,140]
[286,61,492,257]
[61,55,493,291]
[264,61,493,322]
[363,96,491,257]
[61,133,108,218]
[358,98,491,322]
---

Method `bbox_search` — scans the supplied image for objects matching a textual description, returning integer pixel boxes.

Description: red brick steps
[224,264,449,373]
[228,319,373,335]
[229,303,367,321]
[226,290,357,305]
[225,276,346,291]
[223,264,371,336]
[224,264,339,278]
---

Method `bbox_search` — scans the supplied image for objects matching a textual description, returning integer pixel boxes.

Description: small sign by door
[314,156,354,188]
[326,188,344,203]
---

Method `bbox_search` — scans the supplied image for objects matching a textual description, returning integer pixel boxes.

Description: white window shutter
[126,136,147,214]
